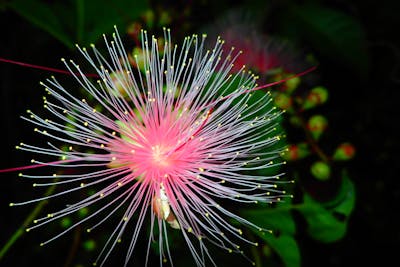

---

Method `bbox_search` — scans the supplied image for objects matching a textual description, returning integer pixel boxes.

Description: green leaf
[261,234,301,267]
[81,0,148,45]
[324,172,356,215]
[242,200,296,235]
[280,4,369,78]
[9,0,75,48]
[297,173,355,242]
[241,200,300,267]
[8,0,149,48]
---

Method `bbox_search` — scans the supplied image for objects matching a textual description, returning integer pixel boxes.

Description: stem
[63,226,82,267]
[251,245,262,267]
[0,183,57,261]
[296,112,330,162]
[246,229,262,267]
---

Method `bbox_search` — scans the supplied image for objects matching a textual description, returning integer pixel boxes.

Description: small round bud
[60,217,72,228]
[131,47,145,72]
[285,76,301,93]
[83,239,96,251]
[302,86,329,110]
[78,207,89,218]
[310,161,331,181]
[274,92,293,111]
[307,115,328,140]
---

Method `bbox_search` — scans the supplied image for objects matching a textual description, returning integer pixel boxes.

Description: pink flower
[10,27,286,266]
[205,11,304,75]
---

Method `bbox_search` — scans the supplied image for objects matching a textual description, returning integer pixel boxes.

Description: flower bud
[131,47,146,72]
[310,161,331,181]
[333,142,355,161]
[127,22,142,40]
[78,207,89,218]
[159,11,172,26]
[302,86,329,110]
[307,115,328,140]
[152,185,180,230]
[60,217,72,228]
[143,10,155,28]
[285,76,301,94]
[274,92,293,111]
[282,142,310,161]
[110,71,131,98]
[83,239,96,251]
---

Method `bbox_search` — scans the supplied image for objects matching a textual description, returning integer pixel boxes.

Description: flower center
[151,145,170,167]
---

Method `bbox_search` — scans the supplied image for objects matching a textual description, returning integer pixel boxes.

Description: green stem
[247,229,262,267]
[295,112,330,162]
[0,183,57,261]
[251,245,262,267]
[63,226,82,267]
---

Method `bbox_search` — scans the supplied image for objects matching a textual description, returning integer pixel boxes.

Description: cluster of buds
[272,70,355,182]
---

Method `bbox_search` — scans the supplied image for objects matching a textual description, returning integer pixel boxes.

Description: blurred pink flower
[206,10,304,75]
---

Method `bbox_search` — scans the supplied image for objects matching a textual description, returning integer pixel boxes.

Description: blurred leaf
[241,200,300,267]
[8,0,148,48]
[280,4,369,78]
[82,0,148,45]
[261,234,300,267]
[298,173,355,242]
[242,200,295,235]
[323,171,356,215]
[9,0,74,48]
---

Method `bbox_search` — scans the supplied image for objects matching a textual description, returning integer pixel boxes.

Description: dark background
[0,0,399,266]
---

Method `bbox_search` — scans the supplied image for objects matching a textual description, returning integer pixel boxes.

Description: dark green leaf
[297,173,355,242]
[82,0,148,45]
[281,4,369,78]
[241,200,300,267]
[241,200,295,235]
[260,234,300,267]
[9,0,74,48]
[8,0,149,48]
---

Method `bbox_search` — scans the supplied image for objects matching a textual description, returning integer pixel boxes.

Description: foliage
[278,3,369,79]
[7,0,149,48]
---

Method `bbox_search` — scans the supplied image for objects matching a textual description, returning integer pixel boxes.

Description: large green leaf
[8,0,148,48]
[297,173,355,243]
[241,200,300,267]
[9,0,73,48]
[242,200,296,235]
[261,234,300,267]
[280,4,369,78]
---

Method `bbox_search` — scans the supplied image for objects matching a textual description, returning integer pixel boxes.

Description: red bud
[282,142,310,161]
[333,142,356,161]
[302,86,329,110]
[307,115,328,140]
